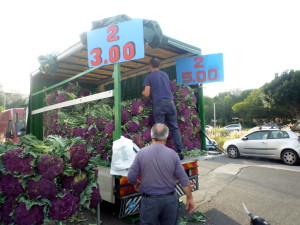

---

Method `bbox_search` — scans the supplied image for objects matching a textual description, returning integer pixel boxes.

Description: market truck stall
[26,15,203,221]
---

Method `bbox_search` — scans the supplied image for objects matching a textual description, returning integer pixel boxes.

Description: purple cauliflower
[0,174,23,198]
[102,150,109,160]
[183,126,194,137]
[14,202,44,225]
[101,136,108,146]
[61,173,88,195]
[53,89,59,97]
[165,141,175,150]
[193,140,201,149]
[66,83,80,95]
[127,121,140,133]
[122,132,131,139]
[182,137,191,149]
[104,122,115,133]
[179,101,186,110]
[178,121,189,131]
[69,143,90,169]
[89,187,101,209]
[55,94,68,103]
[96,118,106,131]
[179,87,190,98]
[169,80,178,92]
[2,148,34,174]
[195,132,200,141]
[45,94,55,105]
[48,190,79,221]
[87,116,94,126]
[192,95,197,104]
[37,154,64,179]
[182,108,191,121]
[95,143,102,153]
[141,129,151,142]
[27,177,58,200]
[0,198,18,224]
[131,102,144,115]
[121,108,131,124]
[79,89,91,97]
[141,117,150,126]
[142,98,152,107]
[133,134,145,148]
[186,140,194,150]
[88,128,97,136]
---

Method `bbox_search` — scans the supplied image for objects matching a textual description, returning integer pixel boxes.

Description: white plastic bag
[111,136,135,171]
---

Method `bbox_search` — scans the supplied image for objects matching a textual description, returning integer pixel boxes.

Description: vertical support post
[113,63,122,141]
[198,84,206,150]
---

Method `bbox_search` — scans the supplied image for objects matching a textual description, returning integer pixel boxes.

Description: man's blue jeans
[153,100,184,153]
[140,192,179,225]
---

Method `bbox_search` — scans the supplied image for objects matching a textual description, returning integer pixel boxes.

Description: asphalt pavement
[63,155,300,225]
[186,156,300,225]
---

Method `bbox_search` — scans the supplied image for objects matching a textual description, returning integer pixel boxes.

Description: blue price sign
[176,53,224,85]
[87,19,144,67]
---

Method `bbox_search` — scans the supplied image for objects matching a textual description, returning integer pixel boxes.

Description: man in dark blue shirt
[142,57,184,160]
[128,123,195,225]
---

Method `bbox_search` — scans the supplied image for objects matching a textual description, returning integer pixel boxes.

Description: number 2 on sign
[107,25,119,42]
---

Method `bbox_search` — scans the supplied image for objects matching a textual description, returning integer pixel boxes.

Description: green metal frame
[113,63,122,141]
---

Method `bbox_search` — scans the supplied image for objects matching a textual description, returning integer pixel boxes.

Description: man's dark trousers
[140,192,179,225]
[153,100,184,153]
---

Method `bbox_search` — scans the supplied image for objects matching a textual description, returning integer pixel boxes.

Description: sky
[0,0,299,97]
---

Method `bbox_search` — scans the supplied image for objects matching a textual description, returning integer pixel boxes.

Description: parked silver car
[206,138,218,150]
[223,123,242,131]
[223,129,300,165]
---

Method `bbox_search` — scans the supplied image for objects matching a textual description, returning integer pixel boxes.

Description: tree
[263,70,300,120]
[232,88,270,124]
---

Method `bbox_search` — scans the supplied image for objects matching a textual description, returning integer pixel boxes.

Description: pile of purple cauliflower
[0,135,101,224]
[0,81,201,224]
[43,81,201,160]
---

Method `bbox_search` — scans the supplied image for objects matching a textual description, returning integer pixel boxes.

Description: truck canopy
[28,15,202,139]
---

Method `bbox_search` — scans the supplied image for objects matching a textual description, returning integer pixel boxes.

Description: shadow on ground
[179,205,241,225]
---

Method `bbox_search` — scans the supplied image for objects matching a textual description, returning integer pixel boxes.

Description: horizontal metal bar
[31,65,102,97]
[31,90,113,115]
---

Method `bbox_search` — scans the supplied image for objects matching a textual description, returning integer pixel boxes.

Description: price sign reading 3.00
[87,19,144,67]
[176,53,224,85]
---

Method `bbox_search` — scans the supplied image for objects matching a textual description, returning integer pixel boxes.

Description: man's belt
[142,191,175,198]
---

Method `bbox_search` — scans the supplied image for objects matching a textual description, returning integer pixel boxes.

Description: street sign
[176,53,224,85]
[87,19,144,67]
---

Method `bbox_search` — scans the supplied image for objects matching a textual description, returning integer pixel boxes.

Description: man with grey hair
[128,123,195,225]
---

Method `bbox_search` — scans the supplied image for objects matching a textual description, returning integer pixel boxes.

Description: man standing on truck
[128,123,195,225]
[142,57,184,160]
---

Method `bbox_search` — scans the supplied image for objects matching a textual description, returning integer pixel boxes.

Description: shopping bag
[111,136,135,171]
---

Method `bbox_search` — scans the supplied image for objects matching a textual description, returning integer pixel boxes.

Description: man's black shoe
[178,152,184,160]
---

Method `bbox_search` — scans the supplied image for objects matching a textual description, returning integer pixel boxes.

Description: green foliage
[204,90,252,126]
[263,70,300,120]
[179,211,206,224]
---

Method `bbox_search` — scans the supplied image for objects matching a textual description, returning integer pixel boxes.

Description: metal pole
[198,84,206,150]
[213,103,216,139]
[113,63,121,141]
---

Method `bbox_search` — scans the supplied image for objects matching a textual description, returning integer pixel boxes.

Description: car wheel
[281,150,299,165]
[227,145,240,159]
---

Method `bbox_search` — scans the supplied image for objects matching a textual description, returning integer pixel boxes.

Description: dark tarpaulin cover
[80,14,167,48]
